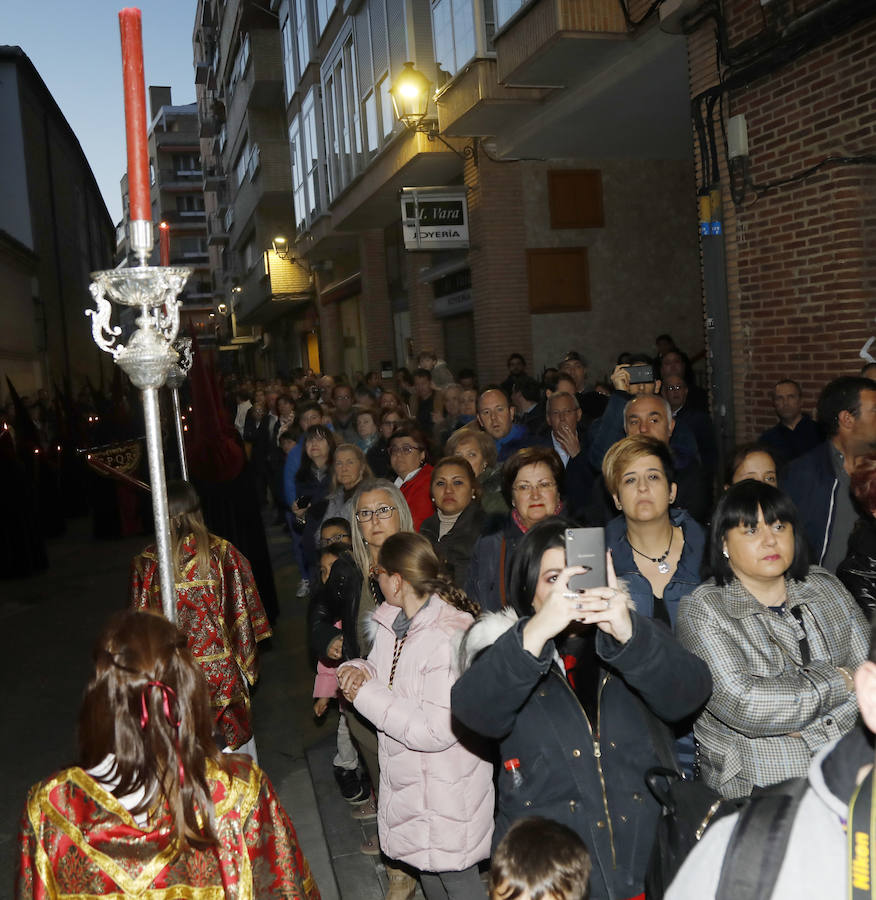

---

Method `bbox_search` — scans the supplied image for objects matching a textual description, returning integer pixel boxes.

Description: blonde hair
[444,427,497,468]
[351,479,414,573]
[601,435,676,497]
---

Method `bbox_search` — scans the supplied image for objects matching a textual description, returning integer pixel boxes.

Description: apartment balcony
[436,57,550,137]
[153,131,201,150]
[224,31,284,140]
[494,0,628,86]
[159,209,207,232]
[207,212,230,245]
[195,60,211,85]
[157,168,204,190]
[203,164,226,189]
[234,250,314,325]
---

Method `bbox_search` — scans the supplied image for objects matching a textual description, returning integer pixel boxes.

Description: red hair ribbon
[140,681,185,786]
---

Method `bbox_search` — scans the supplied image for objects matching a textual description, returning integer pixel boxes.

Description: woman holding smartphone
[451,517,712,900]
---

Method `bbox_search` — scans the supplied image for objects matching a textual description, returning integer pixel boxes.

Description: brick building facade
[686,3,876,440]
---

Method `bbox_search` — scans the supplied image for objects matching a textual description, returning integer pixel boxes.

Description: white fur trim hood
[454,608,519,675]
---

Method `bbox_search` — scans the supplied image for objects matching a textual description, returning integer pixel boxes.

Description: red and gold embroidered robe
[130,534,271,749]
[16,757,320,900]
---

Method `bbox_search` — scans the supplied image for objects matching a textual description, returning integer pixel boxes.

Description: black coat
[451,613,712,900]
[307,551,364,665]
[419,500,486,590]
[836,516,876,620]
[464,516,525,612]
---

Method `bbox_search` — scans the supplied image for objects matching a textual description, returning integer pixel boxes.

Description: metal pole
[170,387,189,481]
[142,386,176,623]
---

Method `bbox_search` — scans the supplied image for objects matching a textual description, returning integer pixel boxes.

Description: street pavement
[0,510,415,899]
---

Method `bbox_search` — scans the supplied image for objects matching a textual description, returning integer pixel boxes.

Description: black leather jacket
[836,516,876,619]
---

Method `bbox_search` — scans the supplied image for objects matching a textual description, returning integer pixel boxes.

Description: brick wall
[687,9,876,440]
[407,251,446,362]
[465,154,533,384]
[359,229,396,369]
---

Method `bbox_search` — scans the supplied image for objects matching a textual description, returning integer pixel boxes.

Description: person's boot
[384,866,417,900]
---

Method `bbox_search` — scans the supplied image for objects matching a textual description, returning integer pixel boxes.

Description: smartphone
[627,363,654,384]
[296,495,312,509]
[564,527,606,591]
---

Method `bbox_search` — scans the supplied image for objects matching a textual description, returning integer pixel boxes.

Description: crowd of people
[12,338,876,900]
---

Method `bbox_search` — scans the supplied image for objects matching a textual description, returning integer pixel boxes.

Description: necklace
[629,527,674,574]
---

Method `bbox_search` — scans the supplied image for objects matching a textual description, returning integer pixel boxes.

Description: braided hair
[377,532,480,618]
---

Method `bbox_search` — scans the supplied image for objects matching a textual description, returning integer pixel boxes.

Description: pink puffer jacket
[342,597,494,872]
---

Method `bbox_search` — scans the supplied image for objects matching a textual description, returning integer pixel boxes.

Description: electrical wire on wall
[682,0,876,206]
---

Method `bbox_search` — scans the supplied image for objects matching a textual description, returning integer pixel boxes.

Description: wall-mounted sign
[433,289,473,318]
[400,187,469,251]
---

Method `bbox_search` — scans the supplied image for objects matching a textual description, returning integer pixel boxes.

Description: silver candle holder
[86,264,192,623]
[165,337,194,482]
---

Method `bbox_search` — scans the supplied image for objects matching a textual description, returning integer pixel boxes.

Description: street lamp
[272,235,291,260]
[271,235,311,273]
[389,61,478,164]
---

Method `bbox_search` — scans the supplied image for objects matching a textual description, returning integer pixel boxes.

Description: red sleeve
[243,770,321,899]
[401,468,435,531]
[15,795,45,900]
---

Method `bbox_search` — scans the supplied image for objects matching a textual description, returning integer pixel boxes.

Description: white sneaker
[296,579,310,598]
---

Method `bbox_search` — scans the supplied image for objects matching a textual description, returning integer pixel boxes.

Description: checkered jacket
[677,567,868,799]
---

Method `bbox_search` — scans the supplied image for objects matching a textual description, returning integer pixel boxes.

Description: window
[301,88,325,219]
[177,195,206,215]
[316,0,333,37]
[281,14,296,101]
[431,0,476,76]
[243,235,258,271]
[235,141,250,187]
[228,34,251,95]
[295,0,311,84]
[180,236,208,258]
[495,0,523,29]
[173,153,201,175]
[322,29,362,199]
[289,117,307,230]
[379,76,395,138]
[364,91,378,153]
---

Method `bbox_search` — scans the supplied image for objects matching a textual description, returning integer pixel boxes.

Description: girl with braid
[338,533,494,900]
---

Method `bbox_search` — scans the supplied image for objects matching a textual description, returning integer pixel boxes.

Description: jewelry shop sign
[400,187,469,251]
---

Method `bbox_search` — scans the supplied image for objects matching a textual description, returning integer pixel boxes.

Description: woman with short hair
[419,457,486,588]
[444,427,507,517]
[16,610,319,900]
[465,446,564,612]
[602,435,705,627]
[388,426,434,531]
[322,443,372,528]
[677,480,868,798]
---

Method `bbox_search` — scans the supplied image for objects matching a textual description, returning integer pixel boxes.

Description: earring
[722,548,729,559]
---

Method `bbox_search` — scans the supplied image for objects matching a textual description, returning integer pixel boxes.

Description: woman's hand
[313,697,330,717]
[574,553,635,645]
[291,501,305,517]
[338,666,372,702]
[522,565,592,657]
[326,636,344,661]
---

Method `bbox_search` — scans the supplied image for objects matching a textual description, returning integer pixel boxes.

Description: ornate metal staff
[86,266,191,622]
[165,337,193,481]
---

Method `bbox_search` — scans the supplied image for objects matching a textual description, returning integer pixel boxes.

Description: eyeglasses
[665,385,685,393]
[513,480,556,495]
[389,444,421,456]
[318,533,351,548]
[355,505,397,522]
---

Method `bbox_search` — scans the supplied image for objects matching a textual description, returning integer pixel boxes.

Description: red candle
[159,221,170,266]
[119,9,151,223]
